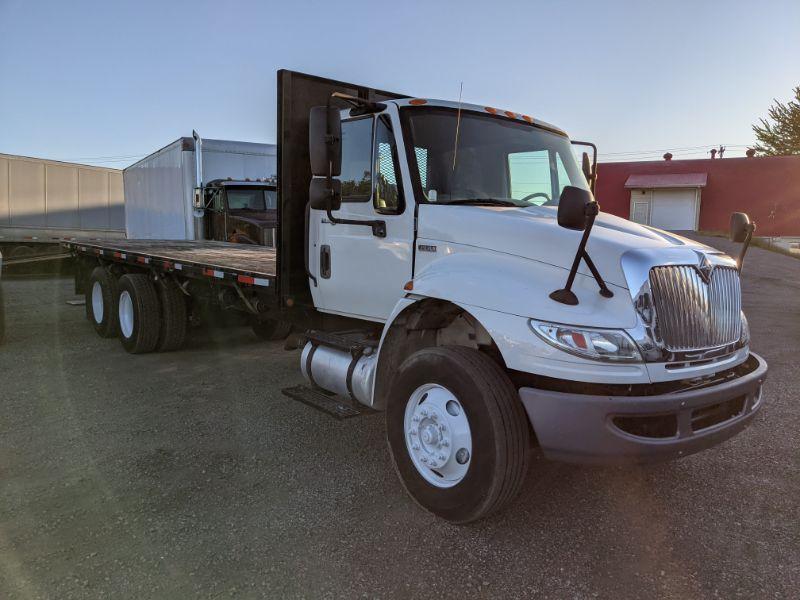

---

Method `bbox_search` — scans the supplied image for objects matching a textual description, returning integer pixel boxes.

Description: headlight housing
[529,320,643,363]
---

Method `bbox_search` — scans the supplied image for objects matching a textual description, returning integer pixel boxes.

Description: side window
[374,116,404,213]
[340,117,373,201]
[508,150,553,205]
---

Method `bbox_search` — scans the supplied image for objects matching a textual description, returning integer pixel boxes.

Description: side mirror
[730,212,756,271]
[557,185,594,231]
[309,177,342,212]
[309,106,341,177]
[730,212,752,242]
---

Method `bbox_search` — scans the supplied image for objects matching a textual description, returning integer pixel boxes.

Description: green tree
[753,86,800,156]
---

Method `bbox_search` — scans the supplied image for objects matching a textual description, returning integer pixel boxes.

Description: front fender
[372,253,651,405]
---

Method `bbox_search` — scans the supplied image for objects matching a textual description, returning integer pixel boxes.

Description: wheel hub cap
[404,384,472,488]
[118,290,134,339]
[91,281,104,323]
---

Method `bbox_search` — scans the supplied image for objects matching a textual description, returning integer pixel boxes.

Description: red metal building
[595,155,800,236]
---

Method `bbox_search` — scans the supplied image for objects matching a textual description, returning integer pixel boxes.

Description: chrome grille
[649,265,742,351]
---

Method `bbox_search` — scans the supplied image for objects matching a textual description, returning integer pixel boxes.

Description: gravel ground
[0,235,797,599]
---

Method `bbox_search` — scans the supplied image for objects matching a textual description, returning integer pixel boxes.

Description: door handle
[320,245,331,279]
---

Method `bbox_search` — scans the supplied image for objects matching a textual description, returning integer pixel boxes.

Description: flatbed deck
[65,239,277,290]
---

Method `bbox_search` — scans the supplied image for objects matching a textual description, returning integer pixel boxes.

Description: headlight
[529,319,643,363]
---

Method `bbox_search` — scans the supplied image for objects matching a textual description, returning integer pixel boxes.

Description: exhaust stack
[192,130,205,240]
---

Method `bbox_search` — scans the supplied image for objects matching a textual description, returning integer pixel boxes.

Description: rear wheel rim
[118,290,134,338]
[403,383,472,488]
[91,281,104,324]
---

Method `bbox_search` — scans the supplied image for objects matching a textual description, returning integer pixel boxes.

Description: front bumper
[519,353,768,465]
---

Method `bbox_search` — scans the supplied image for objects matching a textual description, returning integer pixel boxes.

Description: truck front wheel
[386,346,531,523]
[117,274,161,354]
[87,267,119,338]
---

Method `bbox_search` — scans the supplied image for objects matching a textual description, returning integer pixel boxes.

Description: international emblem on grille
[648,264,742,351]
[696,252,714,283]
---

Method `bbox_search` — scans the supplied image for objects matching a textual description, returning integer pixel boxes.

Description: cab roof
[390,98,567,137]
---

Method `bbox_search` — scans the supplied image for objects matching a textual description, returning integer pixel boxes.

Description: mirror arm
[550,202,614,305]
[737,223,756,272]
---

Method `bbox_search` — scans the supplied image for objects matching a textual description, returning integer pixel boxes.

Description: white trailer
[123,135,277,241]
[0,153,124,259]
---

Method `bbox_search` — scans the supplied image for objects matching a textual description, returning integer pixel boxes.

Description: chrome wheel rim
[403,383,472,488]
[118,290,134,339]
[91,281,104,324]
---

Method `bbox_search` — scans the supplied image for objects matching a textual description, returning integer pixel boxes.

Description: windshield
[226,188,277,211]
[401,107,588,207]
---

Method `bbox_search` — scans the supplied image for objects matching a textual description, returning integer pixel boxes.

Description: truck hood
[417,204,719,289]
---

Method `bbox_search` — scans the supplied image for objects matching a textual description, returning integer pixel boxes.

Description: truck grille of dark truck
[649,265,742,351]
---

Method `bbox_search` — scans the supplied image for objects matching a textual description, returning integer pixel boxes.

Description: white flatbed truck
[66,70,768,523]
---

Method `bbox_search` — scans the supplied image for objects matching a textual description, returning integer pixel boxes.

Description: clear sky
[1,0,798,167]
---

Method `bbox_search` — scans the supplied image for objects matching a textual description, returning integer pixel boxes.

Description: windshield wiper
[445,198,519,207]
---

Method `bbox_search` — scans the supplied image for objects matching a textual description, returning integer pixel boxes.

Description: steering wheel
[520,192,551,204]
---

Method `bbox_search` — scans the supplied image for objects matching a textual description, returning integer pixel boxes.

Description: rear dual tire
[87,267,119,338]
[252,318,292,341]
[117,274,161,354]
[156,278,187,352]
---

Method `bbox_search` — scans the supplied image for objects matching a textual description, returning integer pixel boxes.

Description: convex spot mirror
[730,212,752,243]
[558,185,595,231]
[309,106,342,177]
[309,177,342,212]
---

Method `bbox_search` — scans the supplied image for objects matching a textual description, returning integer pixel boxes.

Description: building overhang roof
[624,173,707,189]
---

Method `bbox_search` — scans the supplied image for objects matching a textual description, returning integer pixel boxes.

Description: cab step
[281,385,374,420]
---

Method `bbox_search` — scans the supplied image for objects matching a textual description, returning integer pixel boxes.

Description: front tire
[386,346,531,523]
[117,274,161,354]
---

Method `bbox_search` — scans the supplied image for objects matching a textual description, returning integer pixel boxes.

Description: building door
[630,189,652,225]
[629,188,699,230]
[650,188,699,230]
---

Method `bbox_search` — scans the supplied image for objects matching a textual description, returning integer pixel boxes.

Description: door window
[340,117,373,201]
[374,116,404,213]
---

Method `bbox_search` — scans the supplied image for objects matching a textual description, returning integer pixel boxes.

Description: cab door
[311,109,414,321]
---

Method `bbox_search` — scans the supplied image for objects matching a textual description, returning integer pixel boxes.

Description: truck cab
[203,179,277,246]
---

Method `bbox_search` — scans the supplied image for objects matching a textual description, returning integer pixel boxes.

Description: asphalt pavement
[0,234,797,598]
